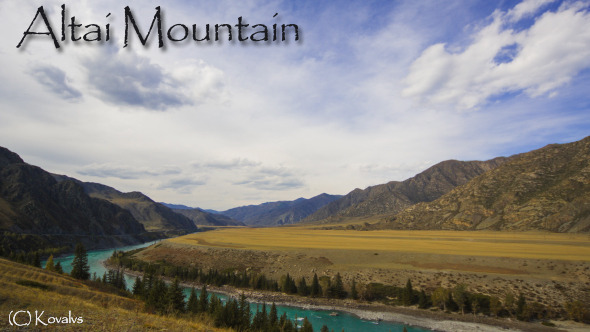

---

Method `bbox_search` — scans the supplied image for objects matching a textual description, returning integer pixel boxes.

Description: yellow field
[171,228,590,261]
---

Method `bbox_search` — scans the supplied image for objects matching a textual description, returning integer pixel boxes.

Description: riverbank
[111,264,574,332]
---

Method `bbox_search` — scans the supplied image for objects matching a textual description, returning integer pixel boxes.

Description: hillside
[304,158,507,223]
[172,207,245,227]
[376,136,590,232]
[71,181,199,235]
[0,147,148,252]
[220,193,342,226]
[0,258,224,331]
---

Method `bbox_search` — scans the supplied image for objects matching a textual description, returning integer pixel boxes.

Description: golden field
[170,228,590,261]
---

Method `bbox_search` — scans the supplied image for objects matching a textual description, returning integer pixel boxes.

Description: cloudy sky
[1,0,589,210]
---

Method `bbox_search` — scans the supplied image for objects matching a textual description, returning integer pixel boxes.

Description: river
[47,242,432,332]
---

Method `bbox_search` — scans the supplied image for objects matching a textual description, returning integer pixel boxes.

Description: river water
[47,242,432,332]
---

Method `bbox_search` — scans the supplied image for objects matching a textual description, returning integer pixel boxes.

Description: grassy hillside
[378,136,590,232]
[0,258,225,331]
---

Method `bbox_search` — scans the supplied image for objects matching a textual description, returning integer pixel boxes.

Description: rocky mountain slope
[172,208,245,227]
[304,158,508,223]
[220,193,342,227]
[376,137,590,232]
[0,147,148,251]
[59,180,199,235]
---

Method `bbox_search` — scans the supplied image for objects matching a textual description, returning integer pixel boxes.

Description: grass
[0,258,227,331]
[170,228,590,261]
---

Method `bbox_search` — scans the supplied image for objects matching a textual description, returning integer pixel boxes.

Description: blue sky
[1,0,589,210]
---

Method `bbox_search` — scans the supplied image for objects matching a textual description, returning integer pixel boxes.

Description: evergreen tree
[403,279,414,305]
[311,273,321,297]
[33,252,41,268]
[350,278,358,300]
[269,302,278,328]
[70,243,90,280]
[301,317,314,332]
[298,277,310,296]
[45,254,55,271]
[187,287,199,313]
[321,325,330,332]
[332,273,346,299]
[132,276,144,297]
[199,284,209,313]
[165,277,185,315]
[239,293,251,329]
[418,290,429,309]
[403,327,408,332]
[54,261,63,274]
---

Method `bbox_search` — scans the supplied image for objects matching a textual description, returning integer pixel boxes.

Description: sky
[1,0,589,210]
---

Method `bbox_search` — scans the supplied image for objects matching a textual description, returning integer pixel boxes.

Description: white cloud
[402,1,590,110]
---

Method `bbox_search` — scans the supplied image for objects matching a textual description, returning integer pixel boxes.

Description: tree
[298,277,310,296]
[331,273,346,299]
[187,287,199,313]
[403,327,408,332]
[489,296,502,317]
[321,325,330,332]
[45,254,55,271]
[301,317,313,332]
[54,261,63,274]
[350,278,358,300]
[565,300,587,322]
[504,292,516,317]
[403,279,414,305]
[418,289,429,309]
[165,277,185,315]
[199,284,209,313]
[269,302,278,328]
[311,273,321,297]
[71,243,90,280]
[453,284,468,314]
[432,287,450,311]
[132,276,144,298]
[516,293,527,320]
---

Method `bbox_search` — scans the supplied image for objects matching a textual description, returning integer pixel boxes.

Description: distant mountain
[0,147,148,252]
[160,202,195,210]
[375,136,590,232]
[304,158,508,224]
[172,208,245,227]
[56,179,198,236]
[221,193,342,227]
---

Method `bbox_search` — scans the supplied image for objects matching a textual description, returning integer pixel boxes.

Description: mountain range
[0,147,148,252]
[218,193,342,227]
[304,158,508,224]
[373,136,590,232]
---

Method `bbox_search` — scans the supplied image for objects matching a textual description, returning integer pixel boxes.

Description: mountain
[304,158,508,223]
[57,180,199,236]
[172,208,245,227]
[160,202,195,210]
[376,137,590,232]
[221,193,342,227]
[0,147,148,252]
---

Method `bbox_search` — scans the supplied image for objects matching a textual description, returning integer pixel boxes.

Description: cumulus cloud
[78,163,181,179]
[233,166,305,191]
[82,47,224,111]
[402,0,590,110]
[29,65,82,101]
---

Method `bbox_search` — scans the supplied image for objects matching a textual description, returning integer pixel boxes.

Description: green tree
[70,243,90,280]
[311,273,321,297]
[301,317,313,332]
[320,324,330,332]
[269,302,278,328]
[453,284,468,314]
[418,289,429,309]
[331,273,346,299]
[199,284,209,313]
[432,287,450,311]
[504,292,516,317]
[54,261,63,274]
[132,276,144,297]
[403,279,414,305]
[350,278,358,300]
[45,254,55,271]
[298,277,310,296]
[165,277,185,315]
[187,287,198,313]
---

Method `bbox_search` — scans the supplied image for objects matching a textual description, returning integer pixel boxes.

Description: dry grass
[0,258,226,331]
[170,228,590,261]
